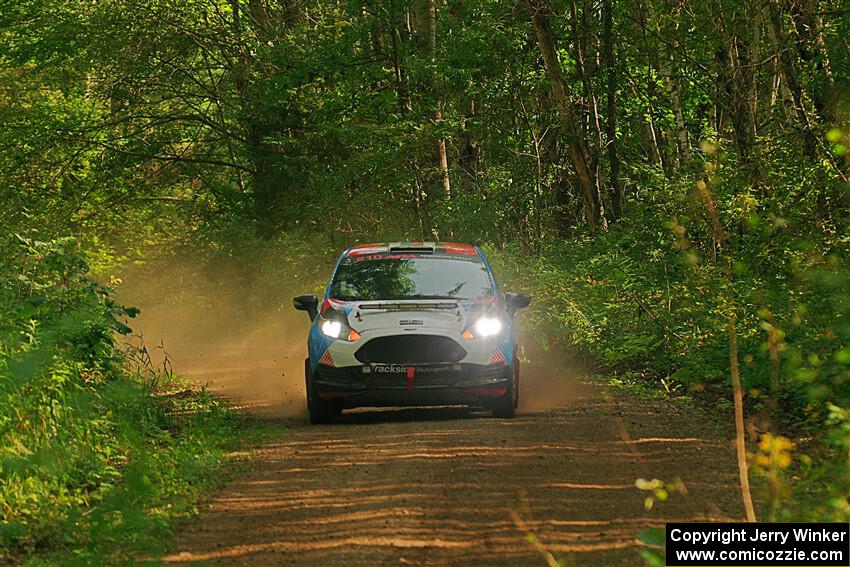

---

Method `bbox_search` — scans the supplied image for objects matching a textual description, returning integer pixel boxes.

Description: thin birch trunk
[414,0,451,200]
[602,0,622,218]
[767,0,819,163]
[572,0,607,227]
[645,0,690,164]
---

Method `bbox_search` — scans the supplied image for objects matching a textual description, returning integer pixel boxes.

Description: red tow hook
[406,366,415,391]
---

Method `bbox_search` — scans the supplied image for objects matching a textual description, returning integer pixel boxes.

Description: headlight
[321,319,343,338]
[473,316,503,338]
[320,316,361,341]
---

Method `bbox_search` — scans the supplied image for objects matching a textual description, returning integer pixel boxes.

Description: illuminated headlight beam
[474,316,502,337]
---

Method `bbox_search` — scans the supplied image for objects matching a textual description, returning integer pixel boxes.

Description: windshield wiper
[445,282,466,296]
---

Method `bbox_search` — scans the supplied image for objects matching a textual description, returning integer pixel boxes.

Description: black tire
[305,358,334,424]
[492,359,518,418]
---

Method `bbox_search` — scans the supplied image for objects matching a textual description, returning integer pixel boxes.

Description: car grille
[354,335,467,364]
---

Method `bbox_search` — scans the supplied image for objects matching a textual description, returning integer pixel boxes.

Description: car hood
[341,299,489,333]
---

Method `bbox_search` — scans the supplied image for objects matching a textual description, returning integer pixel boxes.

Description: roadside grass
[0,236,282,566]
[4,375,279,567]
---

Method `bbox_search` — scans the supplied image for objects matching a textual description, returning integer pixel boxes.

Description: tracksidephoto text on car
[293,242,531,424]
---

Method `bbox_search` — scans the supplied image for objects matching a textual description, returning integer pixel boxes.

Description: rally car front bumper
[313,362,513,408]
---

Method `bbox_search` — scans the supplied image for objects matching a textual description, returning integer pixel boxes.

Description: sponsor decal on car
[367,364,461,374]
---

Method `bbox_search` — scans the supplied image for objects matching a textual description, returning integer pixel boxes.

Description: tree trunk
[646,0,690,165]
[716,13,764,192]
[602,0,622,218]
[390,4,411,115]
[767,0,820,163]
[572,0,608,227]
[635,0,668,170]
[766,13,798,123]
[459,98,481,179]
[523,0,599,233]
[414,0,451,200]
[790,0,836,123]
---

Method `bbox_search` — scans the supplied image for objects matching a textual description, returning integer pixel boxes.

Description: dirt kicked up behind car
[293,242,531,424]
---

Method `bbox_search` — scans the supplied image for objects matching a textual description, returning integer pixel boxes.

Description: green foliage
[1,0,849,541]
[488,162,850,519]
[0,237,253,564]
[638,527,666,567]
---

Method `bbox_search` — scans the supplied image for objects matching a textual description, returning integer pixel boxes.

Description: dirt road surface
[162,364,743,566]
[119,259,745,565]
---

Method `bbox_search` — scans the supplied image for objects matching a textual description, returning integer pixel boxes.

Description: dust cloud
[116,255,313,419]
[517,342,592,411]
[115,252,588,419]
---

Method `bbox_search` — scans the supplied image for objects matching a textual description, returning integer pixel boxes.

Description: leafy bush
[0,236,248,563]
[485,176,850,520]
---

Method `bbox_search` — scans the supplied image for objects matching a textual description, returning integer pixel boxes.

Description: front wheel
[305,358,334,424]
[492,359,518,418]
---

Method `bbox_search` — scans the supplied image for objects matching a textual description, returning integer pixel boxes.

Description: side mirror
[504,292,531,311]
[293,294,319,321]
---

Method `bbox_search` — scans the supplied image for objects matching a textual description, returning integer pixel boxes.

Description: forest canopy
[2,0,843,246]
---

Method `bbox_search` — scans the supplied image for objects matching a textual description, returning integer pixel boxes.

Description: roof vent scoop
[388,242,436,254]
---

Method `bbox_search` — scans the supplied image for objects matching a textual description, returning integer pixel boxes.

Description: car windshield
[329,253,494,301]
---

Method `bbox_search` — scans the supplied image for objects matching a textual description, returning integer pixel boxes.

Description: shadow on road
[163,390,742,567]
[334,406,482,425]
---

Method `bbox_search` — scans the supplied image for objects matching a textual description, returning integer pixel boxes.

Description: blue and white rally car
[293,242,530,424]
